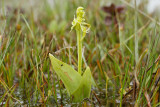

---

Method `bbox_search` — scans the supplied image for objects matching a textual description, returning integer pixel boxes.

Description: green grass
[0,0,160,106]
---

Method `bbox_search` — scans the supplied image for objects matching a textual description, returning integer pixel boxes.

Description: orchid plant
[49,7,92,102]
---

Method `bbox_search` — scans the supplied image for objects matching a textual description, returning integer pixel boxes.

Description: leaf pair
[49,53,92,102]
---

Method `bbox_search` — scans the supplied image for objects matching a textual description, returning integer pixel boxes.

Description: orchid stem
[71,7,90,75]
[77,28,82,75]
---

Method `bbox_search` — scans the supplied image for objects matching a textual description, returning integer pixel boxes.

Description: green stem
[135,0,138,64]
[76,28,82,74]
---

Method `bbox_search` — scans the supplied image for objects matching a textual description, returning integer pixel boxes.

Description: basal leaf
[71,67,92,102]
[49,53,82,95]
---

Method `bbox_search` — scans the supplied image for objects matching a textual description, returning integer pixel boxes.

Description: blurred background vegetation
[0,0,160,106]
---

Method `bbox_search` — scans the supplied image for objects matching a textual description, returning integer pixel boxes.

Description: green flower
[71,7,90,37]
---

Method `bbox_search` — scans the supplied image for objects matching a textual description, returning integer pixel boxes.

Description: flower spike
[71,6,90,38]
